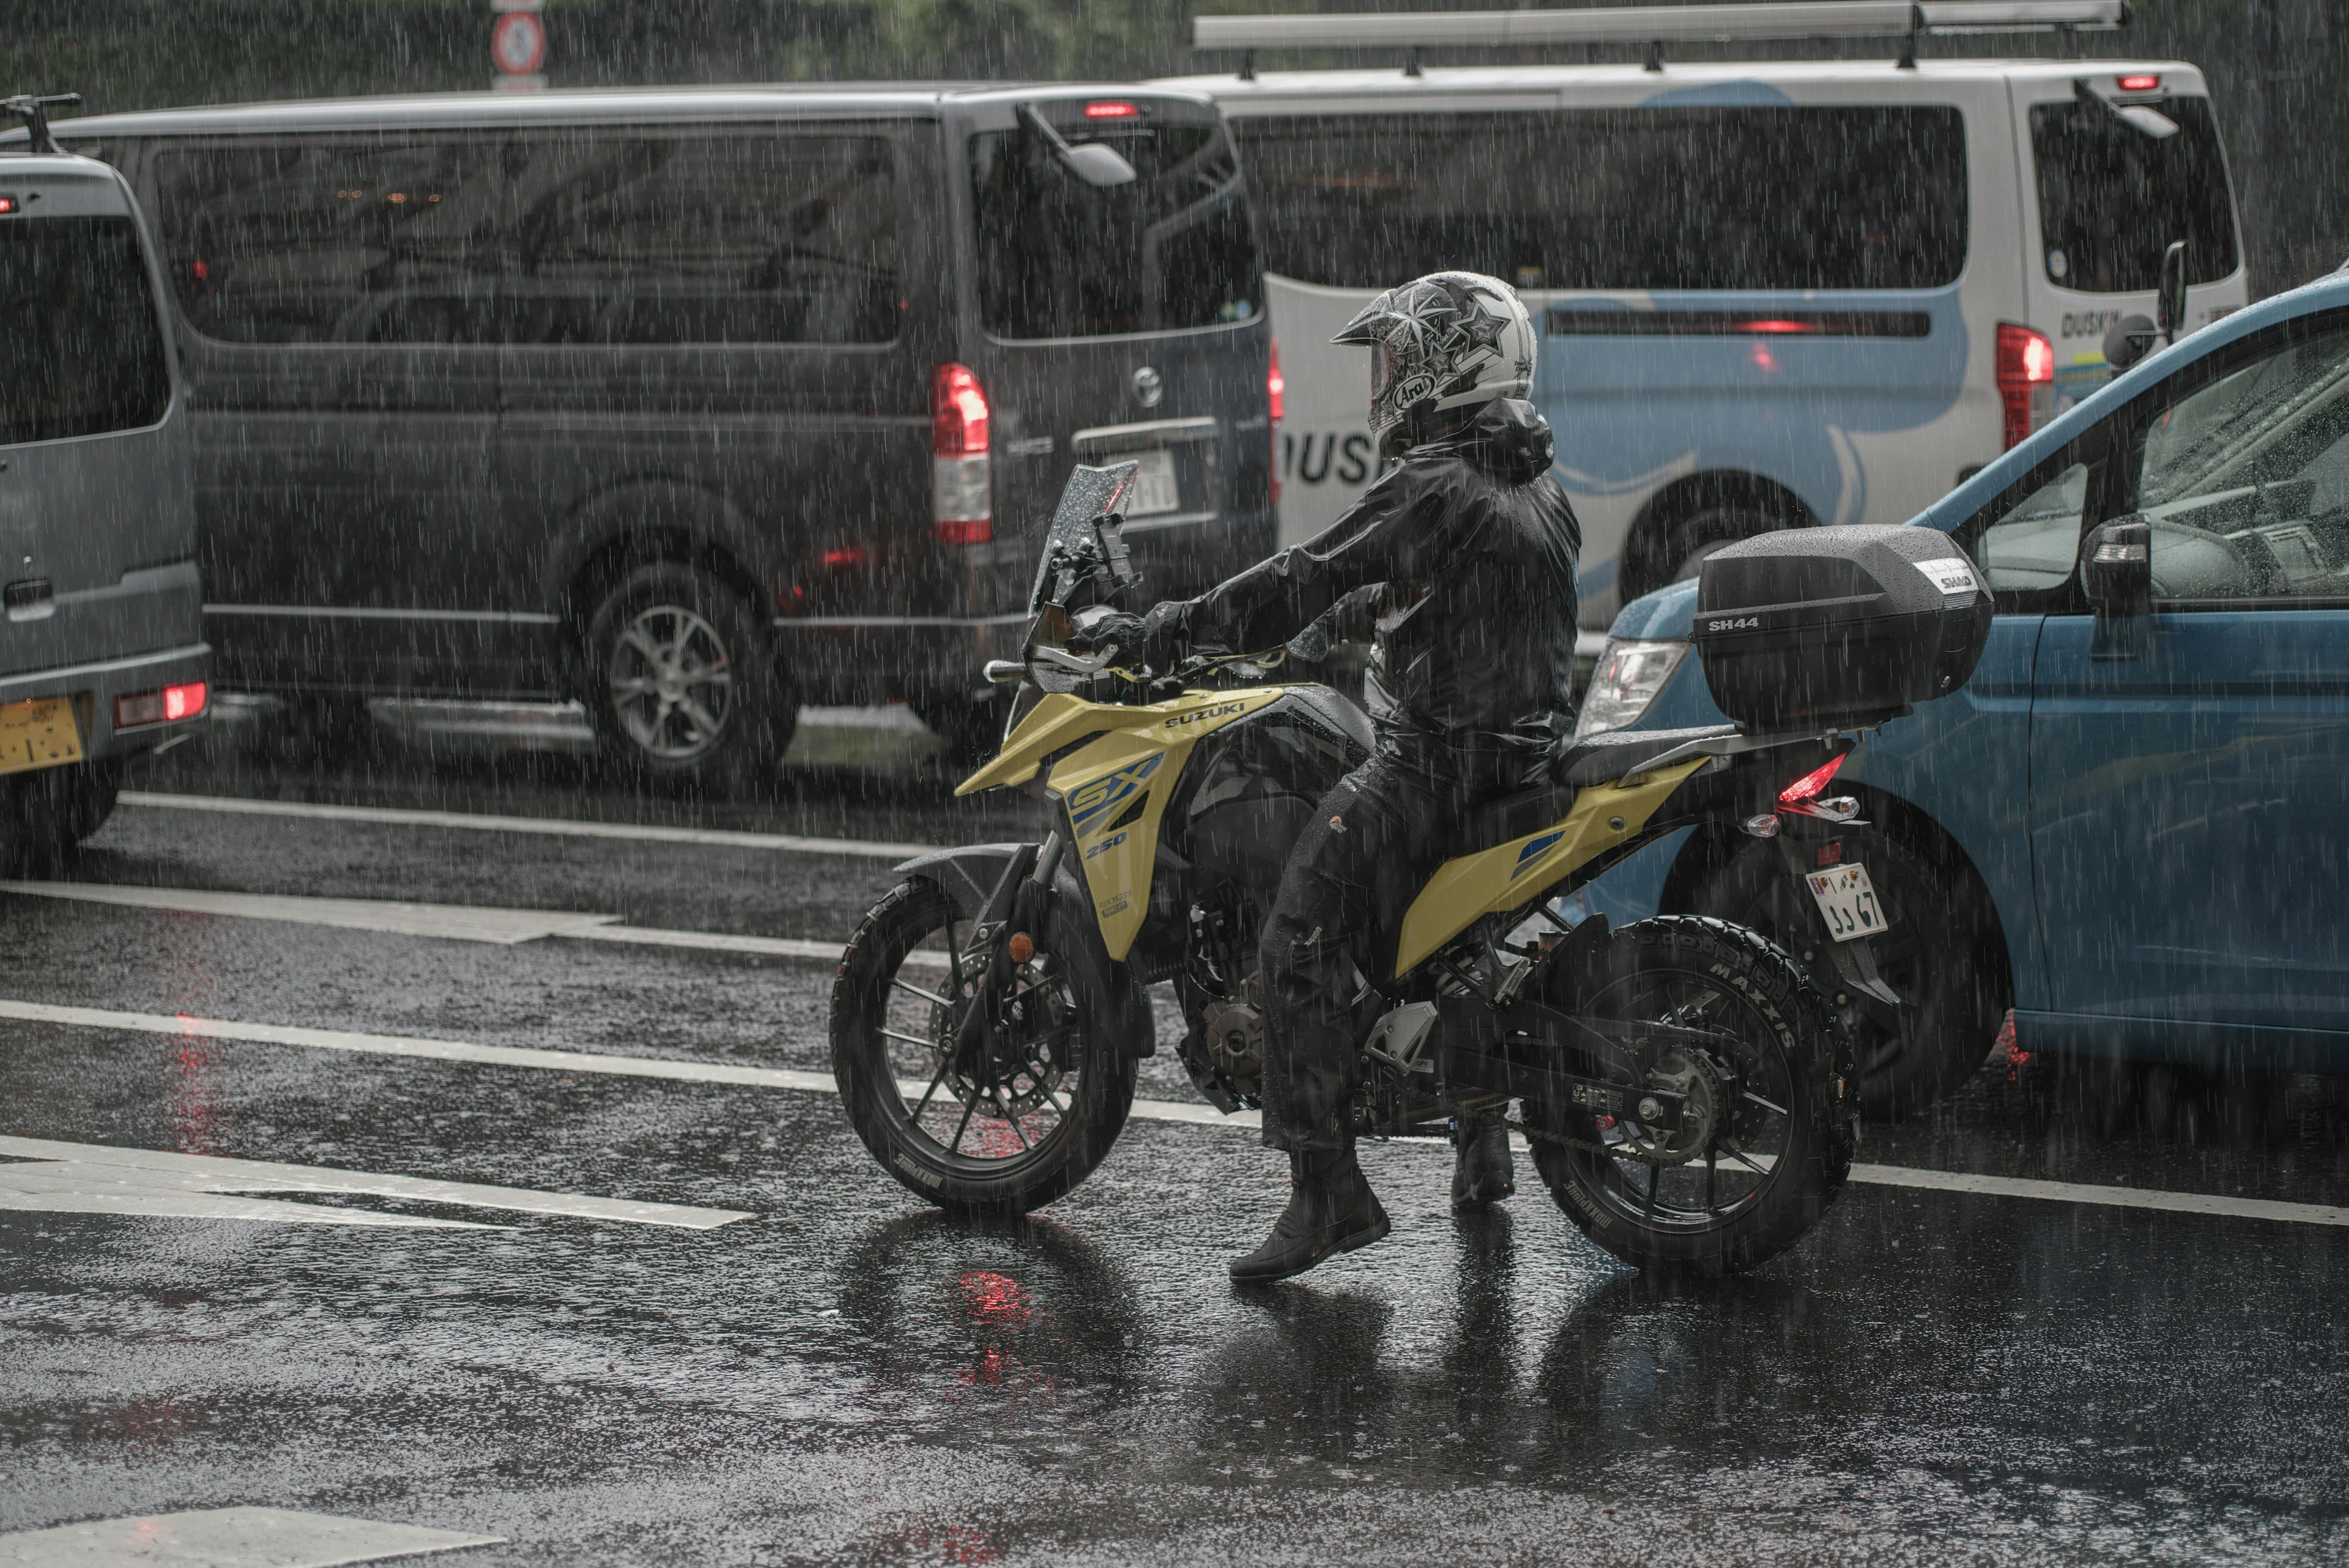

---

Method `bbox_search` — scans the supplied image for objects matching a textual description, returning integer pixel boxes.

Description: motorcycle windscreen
[1028,461,1141,613]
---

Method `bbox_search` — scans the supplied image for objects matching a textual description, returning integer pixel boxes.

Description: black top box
[1693,525,1993,733]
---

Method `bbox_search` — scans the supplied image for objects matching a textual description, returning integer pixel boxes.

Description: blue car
[1576,268,2349,1115]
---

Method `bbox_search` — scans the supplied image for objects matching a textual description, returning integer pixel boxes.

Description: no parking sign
[491,0,546,90]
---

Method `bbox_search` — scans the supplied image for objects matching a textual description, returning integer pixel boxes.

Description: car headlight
[1573,637,1689,737]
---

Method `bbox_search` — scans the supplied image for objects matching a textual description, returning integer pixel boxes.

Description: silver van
[1,106,207,868]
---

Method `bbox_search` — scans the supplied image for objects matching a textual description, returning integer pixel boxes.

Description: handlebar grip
[982,660,1027,685]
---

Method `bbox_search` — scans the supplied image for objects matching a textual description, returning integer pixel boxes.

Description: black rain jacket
[1143,398,1581,759]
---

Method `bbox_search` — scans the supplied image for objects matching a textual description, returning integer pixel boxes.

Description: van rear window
[971,106,1262,340]
[0,216,171,446]
[1236,106,1967,292]
[2029,96,2239,292]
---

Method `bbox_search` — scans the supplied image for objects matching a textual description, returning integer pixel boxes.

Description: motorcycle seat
[1461,724,1742,847]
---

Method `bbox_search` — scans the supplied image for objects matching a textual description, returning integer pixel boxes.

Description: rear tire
[831,877,1140,1216]
[2,758,122,874]
[584,563,794,795]
[1530,915,1856,1276]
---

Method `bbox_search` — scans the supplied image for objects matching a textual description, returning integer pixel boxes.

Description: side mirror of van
[2080,516,2152,660]
[2103,313,2159,374]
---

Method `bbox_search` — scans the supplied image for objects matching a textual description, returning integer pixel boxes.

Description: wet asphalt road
[4,705,2348,1566]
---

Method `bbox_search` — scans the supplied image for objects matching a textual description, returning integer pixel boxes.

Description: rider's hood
[1428,397,1554,485]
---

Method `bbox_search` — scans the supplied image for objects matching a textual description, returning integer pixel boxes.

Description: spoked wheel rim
[608,603,735,762]
[871,899,1086,1173]
[1557,969,1802,1235]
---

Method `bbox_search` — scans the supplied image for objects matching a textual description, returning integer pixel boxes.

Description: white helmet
[1332,270,1536,448]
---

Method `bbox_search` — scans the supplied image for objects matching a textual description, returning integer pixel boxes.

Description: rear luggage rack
[1195,1,2127,75]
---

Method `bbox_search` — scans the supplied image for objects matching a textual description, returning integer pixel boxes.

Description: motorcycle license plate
[1803,862,1888,943]
[1104,449,1180,516]
[0,696,82,776]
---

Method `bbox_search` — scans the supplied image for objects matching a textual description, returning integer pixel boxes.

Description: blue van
[1577,269,2349,1113]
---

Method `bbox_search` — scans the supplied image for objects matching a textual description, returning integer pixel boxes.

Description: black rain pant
[1256,740,1529,1153]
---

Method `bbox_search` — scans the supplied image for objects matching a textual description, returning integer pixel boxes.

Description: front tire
[1530,915,1856,1276]
[585,563,795,794]
[831,877,1140,1216]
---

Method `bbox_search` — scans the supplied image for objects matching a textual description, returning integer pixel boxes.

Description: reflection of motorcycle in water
[830,466,1991,1275]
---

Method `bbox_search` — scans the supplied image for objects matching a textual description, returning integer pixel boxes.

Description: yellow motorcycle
[831,464,1989,1274]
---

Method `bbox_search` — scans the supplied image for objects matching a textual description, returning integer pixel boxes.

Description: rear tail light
[932,362,991,545]
[1778,752,1846,805]
[2117,73,2161,92]
[115,682,207,729]
[1995,322,2056,450]
[1267,338,1285,506]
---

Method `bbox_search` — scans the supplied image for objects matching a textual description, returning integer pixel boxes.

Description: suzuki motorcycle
[831,464,1984,1275]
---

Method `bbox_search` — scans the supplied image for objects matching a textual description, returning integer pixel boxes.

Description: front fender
[894,842,1157,1058]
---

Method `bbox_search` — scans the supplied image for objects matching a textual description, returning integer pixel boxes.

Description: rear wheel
[831,877,1140,1216]
[1530,915,1855,1276]
[1,758,123,874]
[585,563,793,795]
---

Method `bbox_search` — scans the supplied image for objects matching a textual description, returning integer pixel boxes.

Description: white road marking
[0,881,950,966]
[9,1001,2346,1231]
[116,789,939,861]
[0,1505,500,1566]
[0,1134,751,1231]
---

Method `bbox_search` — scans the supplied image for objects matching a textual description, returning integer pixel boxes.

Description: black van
[53,87,1276,786]
[1,128,208,866]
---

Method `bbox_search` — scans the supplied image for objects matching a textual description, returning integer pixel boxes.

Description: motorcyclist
[1070,271,1582,1282]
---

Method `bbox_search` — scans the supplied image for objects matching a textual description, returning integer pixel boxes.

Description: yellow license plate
[0,696,83,776]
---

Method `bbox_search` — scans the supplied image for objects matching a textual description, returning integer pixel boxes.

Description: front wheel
[830,877,1140,1216]
[1530,915,1856,1276]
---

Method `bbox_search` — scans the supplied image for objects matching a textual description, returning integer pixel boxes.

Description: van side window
[2028,97,2238,292]
[154,139,505,343]
[1233,107,1967,291]
[2127,319,2349,604]
[509,132,901,345]
[0,216,171,445]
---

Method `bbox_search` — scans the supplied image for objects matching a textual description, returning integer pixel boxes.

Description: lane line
[117,790,940,861]
[7,1000,2345,1229]
[0,1506,502,1566]
[0,1134,750,1230]
[1,880,950,965]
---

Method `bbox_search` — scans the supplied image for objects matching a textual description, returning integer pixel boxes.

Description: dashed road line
[0,1133,750,1230]
[5,1000,2345,1230]
[0,880,943,966]
[0,1506,502,1567]
[117,789,938,860]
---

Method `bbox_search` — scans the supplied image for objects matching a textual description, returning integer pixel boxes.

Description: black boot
[1230,1148,1390,1284]
[1450,1111,1515,1211]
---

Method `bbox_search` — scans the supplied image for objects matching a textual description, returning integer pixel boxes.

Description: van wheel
[585,563,794,794]
[1690,823,2006,1120]
[915,693,1010,768]
[2,758,123,874]
[1622,504,1777,604]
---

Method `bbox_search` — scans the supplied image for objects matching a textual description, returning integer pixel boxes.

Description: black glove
[1064,611,1151,661]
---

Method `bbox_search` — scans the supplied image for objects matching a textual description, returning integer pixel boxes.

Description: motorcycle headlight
[1573,638,1689,738]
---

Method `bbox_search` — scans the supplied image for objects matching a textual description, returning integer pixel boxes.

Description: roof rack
[1194,2,2127,75]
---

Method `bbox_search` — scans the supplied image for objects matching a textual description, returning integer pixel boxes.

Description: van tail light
[1267,337,1285,506]
[1995,322,2056,450]
[2117,73,2161,93]
[115,682,207,729]
[932,362,992,545]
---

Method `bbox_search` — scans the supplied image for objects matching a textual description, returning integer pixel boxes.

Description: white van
[1162,8,2249,623]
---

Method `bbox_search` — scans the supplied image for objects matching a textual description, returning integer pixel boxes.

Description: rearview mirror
[2080,516,2151,660]
[2156,240,2189,343]
[2103,313,2159,374]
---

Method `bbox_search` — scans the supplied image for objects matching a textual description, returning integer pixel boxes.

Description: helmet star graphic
[1332,270,1536,448]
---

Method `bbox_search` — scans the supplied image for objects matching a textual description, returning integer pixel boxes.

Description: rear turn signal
[1267,338,1285,505]
[1778,752,1846,806]
[1995,322,2055,450]
[115,682,207,729]
[932,362,992,545]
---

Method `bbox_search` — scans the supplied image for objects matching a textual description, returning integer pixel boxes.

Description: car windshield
[970,103,1261,340]
[0,214,171,445]
[2030,95,2239,292]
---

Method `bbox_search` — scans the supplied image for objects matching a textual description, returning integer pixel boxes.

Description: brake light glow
[932,362,992,544]
[1995,322,2056,450]
[1267,338,1285,505]
[2117,73,2161,92]
[1739,318,1819,334]
[0,196,17,216]
[1778,752,1846,805]
[114,682,207,729]
[1084,101,1140,119]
